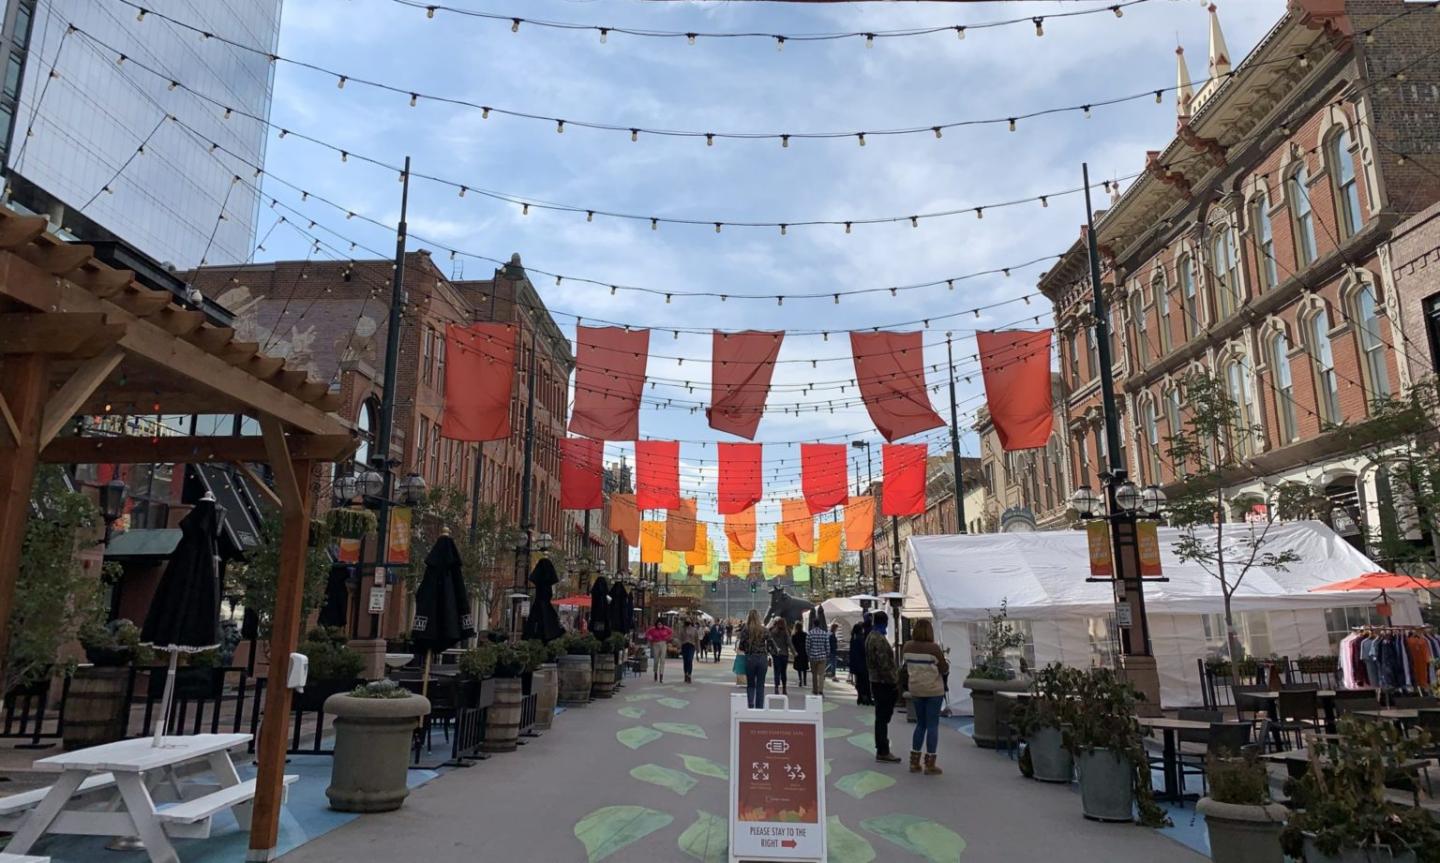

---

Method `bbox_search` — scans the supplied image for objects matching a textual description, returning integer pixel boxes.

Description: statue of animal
[765,586,814,626]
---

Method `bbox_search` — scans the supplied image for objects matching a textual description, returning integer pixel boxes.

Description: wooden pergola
[0,207,356,860]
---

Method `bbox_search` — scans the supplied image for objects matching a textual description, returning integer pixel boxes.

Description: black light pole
[946,334,968,534]
[851,441,876,595]
[513,328,537,637]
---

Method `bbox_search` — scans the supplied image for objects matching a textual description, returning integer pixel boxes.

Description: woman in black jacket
[848,616,872,705]
[791,621,809,688]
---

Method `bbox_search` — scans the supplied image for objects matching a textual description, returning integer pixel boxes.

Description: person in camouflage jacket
[865,611,901,763]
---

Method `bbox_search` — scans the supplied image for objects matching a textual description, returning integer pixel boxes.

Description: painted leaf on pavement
[846,732,876,753]
[574,805,673,863]
[827,816,877,863]
[654,721,708,739]
[678,810,728,863]
[657,697,690,709]
[625,693,662,702]
[617,726,663,750]
[861,814,967,863]
[834,770,896,800]
[618,707,646,719]
[630,763,697,796]
[678,754,728,780]
[821,701,839,713]
[823,726,852,740]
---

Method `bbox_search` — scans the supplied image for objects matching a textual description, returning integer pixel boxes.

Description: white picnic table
[0,733,294,863]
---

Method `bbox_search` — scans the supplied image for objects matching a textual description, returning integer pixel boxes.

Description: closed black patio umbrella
[523,558,564,643]
[412,535,477,656]
[588,575,612,639]
[317,563,351,629]
[608,581,631,634]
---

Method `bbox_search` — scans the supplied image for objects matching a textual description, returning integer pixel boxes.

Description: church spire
[1176,46,1194,121]
[1207,4,1232,80]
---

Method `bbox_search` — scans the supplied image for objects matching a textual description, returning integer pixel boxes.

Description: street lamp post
[850,441,877,595]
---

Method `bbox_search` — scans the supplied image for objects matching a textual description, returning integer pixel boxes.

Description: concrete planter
[324,692,430,812]
[1301,838,1416,863]
[1075,749,1134,822]
[533,663,559,730]
[1196,798,1287,863]
[963,677,1030,748]
[1027,726,1073,783]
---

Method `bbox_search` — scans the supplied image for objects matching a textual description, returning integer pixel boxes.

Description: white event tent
[900,521,1421,713]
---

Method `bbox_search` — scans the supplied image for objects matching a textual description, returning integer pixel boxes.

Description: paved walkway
[280,649,1209,862]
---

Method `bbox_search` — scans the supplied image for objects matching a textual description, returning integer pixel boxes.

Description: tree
[1165,372,1298,667]
[232,513,332,638]
[408,485,517,630]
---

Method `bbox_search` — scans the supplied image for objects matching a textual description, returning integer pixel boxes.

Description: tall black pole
[582,509,591,593]
[946,334,967,534]
[514,329,537,635]
[468,442,484,545]
[867,446,877,596]
[371,155,411,639]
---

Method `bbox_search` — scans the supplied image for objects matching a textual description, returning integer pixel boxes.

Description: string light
[599,28,608,44]
[1033,17,1045,37]
[857,133,866,147]
[337,75,346,89]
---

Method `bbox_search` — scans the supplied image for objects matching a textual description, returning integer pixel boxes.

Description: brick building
[1041,1,1440,552]
[1384,200,1440,384]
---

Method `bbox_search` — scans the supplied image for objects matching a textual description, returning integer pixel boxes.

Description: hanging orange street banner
[337,537,362,564]
[1086,521,1111,578]
[641,520,665,564]
[388,507,412,565]
[1136,521,1163,577]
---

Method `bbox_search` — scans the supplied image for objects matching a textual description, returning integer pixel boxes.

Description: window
[1253,192,1279,289]
[416,417,430,475]
[1131,291,1149,365]
[1201,612,1273,659]
[1153,273,1172,353]
[1331,128,1362,237]
[421,327,435,385]
[1289,165,1318,266]
[1096,425,1108,469]
[1323,605,1387,649]
[1212,225,1242,318]
[1085,325,1100,377]
[1353,283,1390,400]
[435,332,446,388]
[1224,359,1254,457]
[1308,308,1341,425]
[1067,331,1081,387]
[1270,331,1297,443]
[1077,434,1090,487]
[1143,400,1161,482]
[1086,616,1120,669]
[1179,255,1198,338]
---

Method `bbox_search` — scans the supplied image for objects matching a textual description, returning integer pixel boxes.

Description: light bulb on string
[706,133,715,147]
[458,186,466,197]
[337,75,346,89]
[933,127,943,139]
[511,18,520,32]
[1033,18,1045,36]
[686,33,696,45]
[865,33,874,48]
[410,93,418,107]
[650,218,658,230]
[781,135,790,149]
[779,224,787,236]
[630,129,639,142]
[975,208,984,219]
[426,6,435,18]
[1155,90,1163,104]
[775,36,784,51]
[1008,118,1017,132]
[482,107,490,119]
[857,133,866,147]
[1083,105,1092,118]
[844,222,852,234]
[522,203,530,215]
[954,26,966,40]
[599,28,608,44]
[1112,5,1123,17]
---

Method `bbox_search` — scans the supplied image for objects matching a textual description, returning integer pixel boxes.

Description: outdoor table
[1137,717,1211,803]
[1,733,255,863]
[1353,708,1421,724]
[1237,689,1349,733]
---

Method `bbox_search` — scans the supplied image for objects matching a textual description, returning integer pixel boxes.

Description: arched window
[1085,325,1100,376]
[1289,164,1318,266]
[1131,291,1149,365]
[1211,225,1242,318]
[1178,254,1198,338]
[1142,399,1161,483]
[1331,127,1362,238]
[1067,331,1081,387]
[1307,307,1341,425]
[1164,386,1183,471]
[354,399,376,469]
[1351,281,1390,400]
[1253,191,1279,289]
[1223,357,1255,458]
[1269,330,1297,444]
[1153,272,1172,353]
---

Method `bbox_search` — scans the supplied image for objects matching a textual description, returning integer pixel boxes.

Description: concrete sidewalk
[278,650,1209,862]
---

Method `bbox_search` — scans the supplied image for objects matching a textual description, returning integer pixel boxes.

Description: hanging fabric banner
[850,331,945,441]
[817,523,842,564]
[441,322,516,441]
[635,440,681,510]
[661,550,684,575]
[718,442,764,514]
[776,531,800,567]
[1086,522,1113,577]
[708,330,783,439]
[609,493,640,548]
[1136,521,1163,577]
[792,564,811,584]
[570,325,649,440]
[560,437,604,510]
[387,507,412,564]
[725,505,757,554]
[780,498,815,552]
[666,498,698,551]
[977,330,1054,451]
[686,524,711,567]
[801,443,849,514]
[763,541,784,577]
[844,496,874,550]
[801,549,818,566]
[881,444,927,516]
[641,520,665,564]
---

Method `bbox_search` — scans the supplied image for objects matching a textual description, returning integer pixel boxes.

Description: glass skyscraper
[0,0,280,268]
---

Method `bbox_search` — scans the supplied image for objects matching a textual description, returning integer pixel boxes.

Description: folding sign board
[729,693,827,863]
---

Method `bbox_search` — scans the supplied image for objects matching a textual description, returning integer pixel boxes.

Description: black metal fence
[1,677,70,747]
[1196,656,1343,712]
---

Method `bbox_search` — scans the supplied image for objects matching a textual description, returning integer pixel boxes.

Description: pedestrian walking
[901,619,950,775]
[738,610,769,708]
[678,617,701,683]
[644,619,673,683]
[865,611,901,764]
[768,618,792,695]
[791,621,808,688]
[848,616,872,705]
[827,623,839,679]
[806,608,830,696]
[725,622,734,645]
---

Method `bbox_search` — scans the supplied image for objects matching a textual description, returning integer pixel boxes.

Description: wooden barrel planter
[592,654,617,699]
[533,663,558,730]
[481,677,524,753]
[63,666,130,750]
[557,654,592,707]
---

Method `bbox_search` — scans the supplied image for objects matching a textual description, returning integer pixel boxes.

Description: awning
[104,528,182,560]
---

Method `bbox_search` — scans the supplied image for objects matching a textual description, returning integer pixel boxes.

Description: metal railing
[1,677,69,747]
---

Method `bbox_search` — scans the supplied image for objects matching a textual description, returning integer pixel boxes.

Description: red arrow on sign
[781,840,797,848]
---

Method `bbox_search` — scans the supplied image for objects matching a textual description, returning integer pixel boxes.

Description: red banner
[780,499,815,552]
[635,440,681,510]
[800,443,848,514]
[850,331,945,442]
[708,331,783,439]
[844,496,874,550]
[666,498,698,552]
[718,442,763,515]
[881,444,927,516]
[725,505,757,554]
[570,326,649,440]
[441,323,515,441]
[609,493,639,547]
[560,437,603,510]
[977,330,1054,451]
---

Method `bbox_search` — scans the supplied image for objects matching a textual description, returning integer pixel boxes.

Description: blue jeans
[745,656,768,708]
[681,644,695,678]
[911,695,943,754]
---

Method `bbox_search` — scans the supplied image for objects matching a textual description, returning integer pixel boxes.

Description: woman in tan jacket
[900,619,950,775]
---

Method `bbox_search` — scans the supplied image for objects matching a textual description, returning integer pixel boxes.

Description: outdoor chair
[1167,709,1221,793]
[1177,721,1254,797]
[1274,689,1321,750]
[1392,695,1440,710]
[1232,685,1269,723]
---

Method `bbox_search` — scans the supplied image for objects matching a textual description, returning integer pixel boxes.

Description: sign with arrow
[729,693,826,862]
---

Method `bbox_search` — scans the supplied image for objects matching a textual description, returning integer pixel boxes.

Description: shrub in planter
[295,627,365,712]
[1295,655,1339,675]
[325,680,429,812]
[1196,755,1287,863]
[962,601,1031,748]
[556,634,596,706]
[481,643,528,753]
[1280,718,1438,863]
[78,618,152,667]
[1056,668,1168,827]
[1013,662,1083,783]
[563,633,600,656]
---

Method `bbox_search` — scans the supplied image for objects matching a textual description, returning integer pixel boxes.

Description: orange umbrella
[1308,572,1436,593]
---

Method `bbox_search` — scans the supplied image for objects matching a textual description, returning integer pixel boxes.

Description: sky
[250,0,1289,550]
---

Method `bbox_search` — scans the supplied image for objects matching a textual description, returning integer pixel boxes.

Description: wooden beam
[39,347,124,448]
[17,240,93,277]
[110,289,172,317]
[246,355,285,379]
[0,214,48,250]
[0,391,19,447]
[40,433,355,465]
[0,355,48,687]
[258,417,301,513]
[185,325,235,353]
[270,368,307,394]
[294,380,328,404]
[230,460,282,510]
[313,391,343,413]
[69,263,134,298]
[220,341,260,365]
[153,307,204,336]
[0,313,125,355]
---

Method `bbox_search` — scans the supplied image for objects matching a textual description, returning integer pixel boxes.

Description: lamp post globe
[1140,485,1167,516]
[357,469,385,500]
[99,478,129,523]
[399,472,428,505]
[1114,481,1142,513]
[1070,487,1098,518]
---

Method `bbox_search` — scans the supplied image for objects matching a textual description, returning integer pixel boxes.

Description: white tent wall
[939,621,976,713]
[1149,613,1209,707]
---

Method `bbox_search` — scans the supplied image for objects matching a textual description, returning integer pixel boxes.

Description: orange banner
[780,499,814,552]
[816,523,842,564]
[1086,521,1112,578]
[641,520,664,564]
[725,505,756,554]
[1136,521,1163,577]
[609,493,639,547]
[665,498,698,551]
[337,537,362,564]
[776,529,800,566]
[685,525,710,567]
[387,507,411,565]
[844,496,874,550]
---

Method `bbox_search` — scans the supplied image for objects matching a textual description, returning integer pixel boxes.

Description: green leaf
[822,701,839,713]
[657,697,690,709]
[834,770,896,800]
[617,726,663,750]
[823,726,852,740]
[827,816,876,863]
[677,810,728,863]
[618,707,646,719]
[654,721,708,740]
[846,732,876,753]
[861,814,967,863]
[574,805,673,863]
[630,764,697,796]
[626,693,662,702]
[678,754,728,780]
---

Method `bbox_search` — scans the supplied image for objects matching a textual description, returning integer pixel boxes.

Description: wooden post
[0,354,48,686]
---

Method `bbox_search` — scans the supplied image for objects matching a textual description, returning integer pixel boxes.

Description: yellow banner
[387,507,411,564]
[661,549,684,574]
[1086,521,1112,577]
[1137,521,1163,577]
[763,540,784,577]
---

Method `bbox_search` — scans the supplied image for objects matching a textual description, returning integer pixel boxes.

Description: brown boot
[875,750,901,764]
[924,754,942,775]
[908,752,922,773]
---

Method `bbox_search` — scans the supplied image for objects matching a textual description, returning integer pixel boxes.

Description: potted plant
[295,627,366,713]
[525,639,560,730]
[1197,755,1287,863]
[557,633,597,707]
[480,642,528,753]
[324,680,430,812]
[1013,662,1082,783]
[962,601,1031,748]
[1057,668,1168,826]
[1295,655,1339,676]
[1281,718,1439,863]
[592,633,626,699]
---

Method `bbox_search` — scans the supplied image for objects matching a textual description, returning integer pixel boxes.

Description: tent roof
[906,520,1389,622]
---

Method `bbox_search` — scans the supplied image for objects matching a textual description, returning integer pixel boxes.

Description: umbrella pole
[421,650,432,700]
[152,650,178,747]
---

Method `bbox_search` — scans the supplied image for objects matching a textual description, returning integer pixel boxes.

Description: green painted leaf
[827,816,876,863]
[618,706,646,719]
[823,726,852,740]
[678,754,728,780]
[630,763,697,796]
[654,721,708,739]
[625,693,662,702]
[822,701,839,713]
[846,732,876,753]
[824,759,832,778]
[834,770,896,800]
[861,814,967,863]
[617,726,663,750]
[657,697,690,709]
[677,810,728,863]
[574,805,673,862]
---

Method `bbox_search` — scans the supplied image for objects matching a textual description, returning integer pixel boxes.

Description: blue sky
[257,0,1286,544]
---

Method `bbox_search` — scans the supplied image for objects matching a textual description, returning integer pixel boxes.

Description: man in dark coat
[849,615,872,705]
